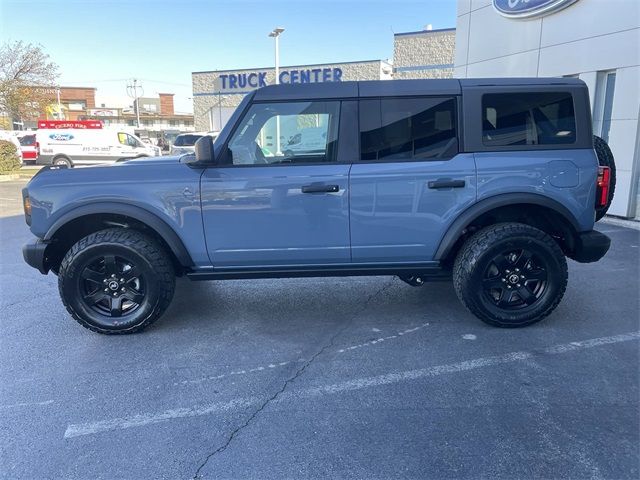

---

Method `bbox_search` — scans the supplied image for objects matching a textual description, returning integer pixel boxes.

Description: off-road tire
[593,135,616,221]
[58,228,175,334]
[453,223,568,328]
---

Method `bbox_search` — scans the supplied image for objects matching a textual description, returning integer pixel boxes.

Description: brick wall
[393,29,456,79]
[159,93,174,115]
[59,87,96,109]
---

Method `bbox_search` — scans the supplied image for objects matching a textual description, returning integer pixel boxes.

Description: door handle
[428,179,466,189]
[301,184,340,194]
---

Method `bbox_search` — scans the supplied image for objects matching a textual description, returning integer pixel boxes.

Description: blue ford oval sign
[493,0,580,19]
[49,133,74,141]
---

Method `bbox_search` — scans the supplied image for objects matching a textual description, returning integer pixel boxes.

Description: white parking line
[63,331,640,439]
[173,361,292,387]
[173,323,431,387]
[336,323,429,353]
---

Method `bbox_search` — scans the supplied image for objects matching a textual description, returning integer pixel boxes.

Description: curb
[0,174,20,182]
[602,215,640,231]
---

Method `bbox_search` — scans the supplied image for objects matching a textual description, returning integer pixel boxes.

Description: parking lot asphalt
[1,178,639,479]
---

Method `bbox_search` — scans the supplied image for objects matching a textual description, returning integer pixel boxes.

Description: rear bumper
[22,240,50,274]
[571,230,611,263]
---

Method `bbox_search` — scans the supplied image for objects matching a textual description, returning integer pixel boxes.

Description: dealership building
[192,60,393,132]
[192,0,639,218]
[455,0,639,218]
[191,27,456,132]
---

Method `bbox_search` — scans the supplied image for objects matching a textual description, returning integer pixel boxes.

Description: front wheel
[453,223,568,328]
[58,228,175,334]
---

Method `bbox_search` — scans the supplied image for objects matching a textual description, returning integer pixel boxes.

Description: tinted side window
[227,101,340,165]
[360,97,458,161]
[482,92,576,146]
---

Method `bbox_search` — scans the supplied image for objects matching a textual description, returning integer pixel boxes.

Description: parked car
[18,134,38,164]
[170,132,218,156]
[170,132,205,155]
[36,129,160,167]
[22,78,614,334]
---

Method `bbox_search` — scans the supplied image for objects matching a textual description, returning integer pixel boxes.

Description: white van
[36,129,160,167]
[282,127,327,157]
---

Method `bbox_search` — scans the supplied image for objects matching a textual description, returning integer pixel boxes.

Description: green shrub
[0,140,21,174]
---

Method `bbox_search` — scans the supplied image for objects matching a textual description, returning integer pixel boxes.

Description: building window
[482,92,576,147]
[127,119,136,126]
[594,71,616,143]
[66,101,86,110]
[359,97,458,161]
[169,120,177,126]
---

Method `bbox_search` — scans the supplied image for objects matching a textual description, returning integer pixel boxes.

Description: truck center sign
[218,67,343,92]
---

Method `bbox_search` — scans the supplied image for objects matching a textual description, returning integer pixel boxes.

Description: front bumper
[571,230,611,263]
[22,240,50,274]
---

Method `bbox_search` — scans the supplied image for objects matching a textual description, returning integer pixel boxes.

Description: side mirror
[193,136,215,163]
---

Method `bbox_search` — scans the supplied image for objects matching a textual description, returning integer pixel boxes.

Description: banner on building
[38,120,103,129]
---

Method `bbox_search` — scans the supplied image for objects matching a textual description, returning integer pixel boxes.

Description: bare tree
[0,41,59,128]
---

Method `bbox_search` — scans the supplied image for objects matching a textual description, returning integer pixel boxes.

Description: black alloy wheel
[80,254,146,319]
[482,248,548,310]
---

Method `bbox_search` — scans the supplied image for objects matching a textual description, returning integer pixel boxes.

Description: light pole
[268,27,284,154]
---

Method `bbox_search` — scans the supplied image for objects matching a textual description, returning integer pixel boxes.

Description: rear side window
[359,97,458,161]
[482,92,576,146]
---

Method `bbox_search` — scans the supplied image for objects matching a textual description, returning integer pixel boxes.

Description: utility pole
[268,27,284,154]
[126,79,144,128]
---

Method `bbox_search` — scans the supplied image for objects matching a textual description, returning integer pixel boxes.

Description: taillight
[596,166,611,208]
[23,195,31,218]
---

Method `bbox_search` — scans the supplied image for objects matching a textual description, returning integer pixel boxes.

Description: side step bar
[186,262,451,281]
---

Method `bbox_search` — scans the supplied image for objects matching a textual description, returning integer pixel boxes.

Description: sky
[0,0,457,113]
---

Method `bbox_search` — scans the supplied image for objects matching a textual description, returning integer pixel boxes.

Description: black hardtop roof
[252,77,586,101]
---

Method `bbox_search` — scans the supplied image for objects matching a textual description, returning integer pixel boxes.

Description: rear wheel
[453,223,568,328]
[58,228,175,334]
[53,156,72,168]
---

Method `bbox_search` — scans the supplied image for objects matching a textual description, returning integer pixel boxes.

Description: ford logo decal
[49,133,74,141]
[493,0,580,19]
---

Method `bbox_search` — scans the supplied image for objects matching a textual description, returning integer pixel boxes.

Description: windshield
[174,134,203,146]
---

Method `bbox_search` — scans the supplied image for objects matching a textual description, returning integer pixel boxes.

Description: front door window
[227,101,340,165]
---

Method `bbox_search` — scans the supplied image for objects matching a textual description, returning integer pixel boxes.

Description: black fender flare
[44,202,194,267]
[434,193,581,261]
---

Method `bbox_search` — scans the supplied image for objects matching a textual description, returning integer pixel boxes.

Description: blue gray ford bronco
[22,78,614,334]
